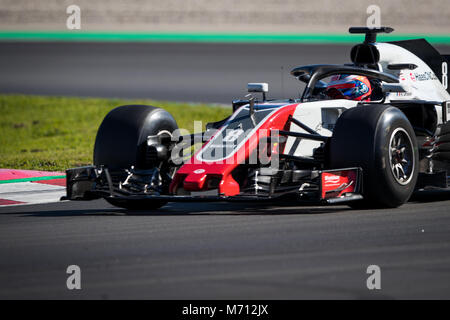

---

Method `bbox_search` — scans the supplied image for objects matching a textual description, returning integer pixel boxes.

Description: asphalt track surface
[1,42,450,299]
[0,42,365,103]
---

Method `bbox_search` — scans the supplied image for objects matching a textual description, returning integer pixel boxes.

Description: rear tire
[329,105,419,208]
[94,105,178,210]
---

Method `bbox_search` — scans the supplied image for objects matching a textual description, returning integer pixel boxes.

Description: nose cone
[169,163,241,196]
[183,169,208,191]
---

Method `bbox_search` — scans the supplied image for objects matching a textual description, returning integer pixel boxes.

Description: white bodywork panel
[375,42,450,126]
[284,99,358,157]
[376,43,450,102]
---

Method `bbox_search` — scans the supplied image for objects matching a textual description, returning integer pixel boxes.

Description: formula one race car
[65,27,450,209]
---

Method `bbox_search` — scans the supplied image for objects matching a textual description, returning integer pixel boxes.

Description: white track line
[0,182,65,206]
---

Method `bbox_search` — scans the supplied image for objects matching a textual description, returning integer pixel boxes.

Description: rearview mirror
[247,83,268,93]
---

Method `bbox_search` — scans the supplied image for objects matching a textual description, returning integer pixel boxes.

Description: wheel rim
[389,128,414,185]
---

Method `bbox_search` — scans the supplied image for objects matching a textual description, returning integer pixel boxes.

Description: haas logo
[321,170,357,199]
[324,174,341,186]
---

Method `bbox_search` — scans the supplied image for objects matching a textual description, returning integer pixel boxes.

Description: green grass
[0,94,229,171]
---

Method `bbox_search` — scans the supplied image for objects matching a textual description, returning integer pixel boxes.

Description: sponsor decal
[400,70,437,82]
[414,71,438,81]
[396,92,413,97]
[321,170,357,199]
[323,174,341,186]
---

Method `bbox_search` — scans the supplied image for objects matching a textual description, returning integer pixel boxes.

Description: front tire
[94,105,178,210]
[329,105,419,208]
[94,105,178,170]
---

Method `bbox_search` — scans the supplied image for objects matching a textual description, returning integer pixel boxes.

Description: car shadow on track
[16,200,352,217]
[409,189,450,203]
[7,189,450,218]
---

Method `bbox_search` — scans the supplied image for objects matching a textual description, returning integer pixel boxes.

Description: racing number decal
[197,107,277,162]
[223,128,244,142]
[443,62,448,89]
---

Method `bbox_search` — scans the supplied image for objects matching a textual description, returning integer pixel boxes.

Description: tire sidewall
[93,105,178,170]
[370,109,419,207]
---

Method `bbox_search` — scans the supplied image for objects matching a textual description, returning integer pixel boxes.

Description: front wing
[64,166,363,205]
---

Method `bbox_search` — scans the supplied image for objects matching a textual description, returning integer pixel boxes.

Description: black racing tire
[94,105,178,170]
[329,104,419,208]
[94,105,178,210]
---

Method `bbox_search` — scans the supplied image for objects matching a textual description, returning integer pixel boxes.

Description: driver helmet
[326,74,372,101]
